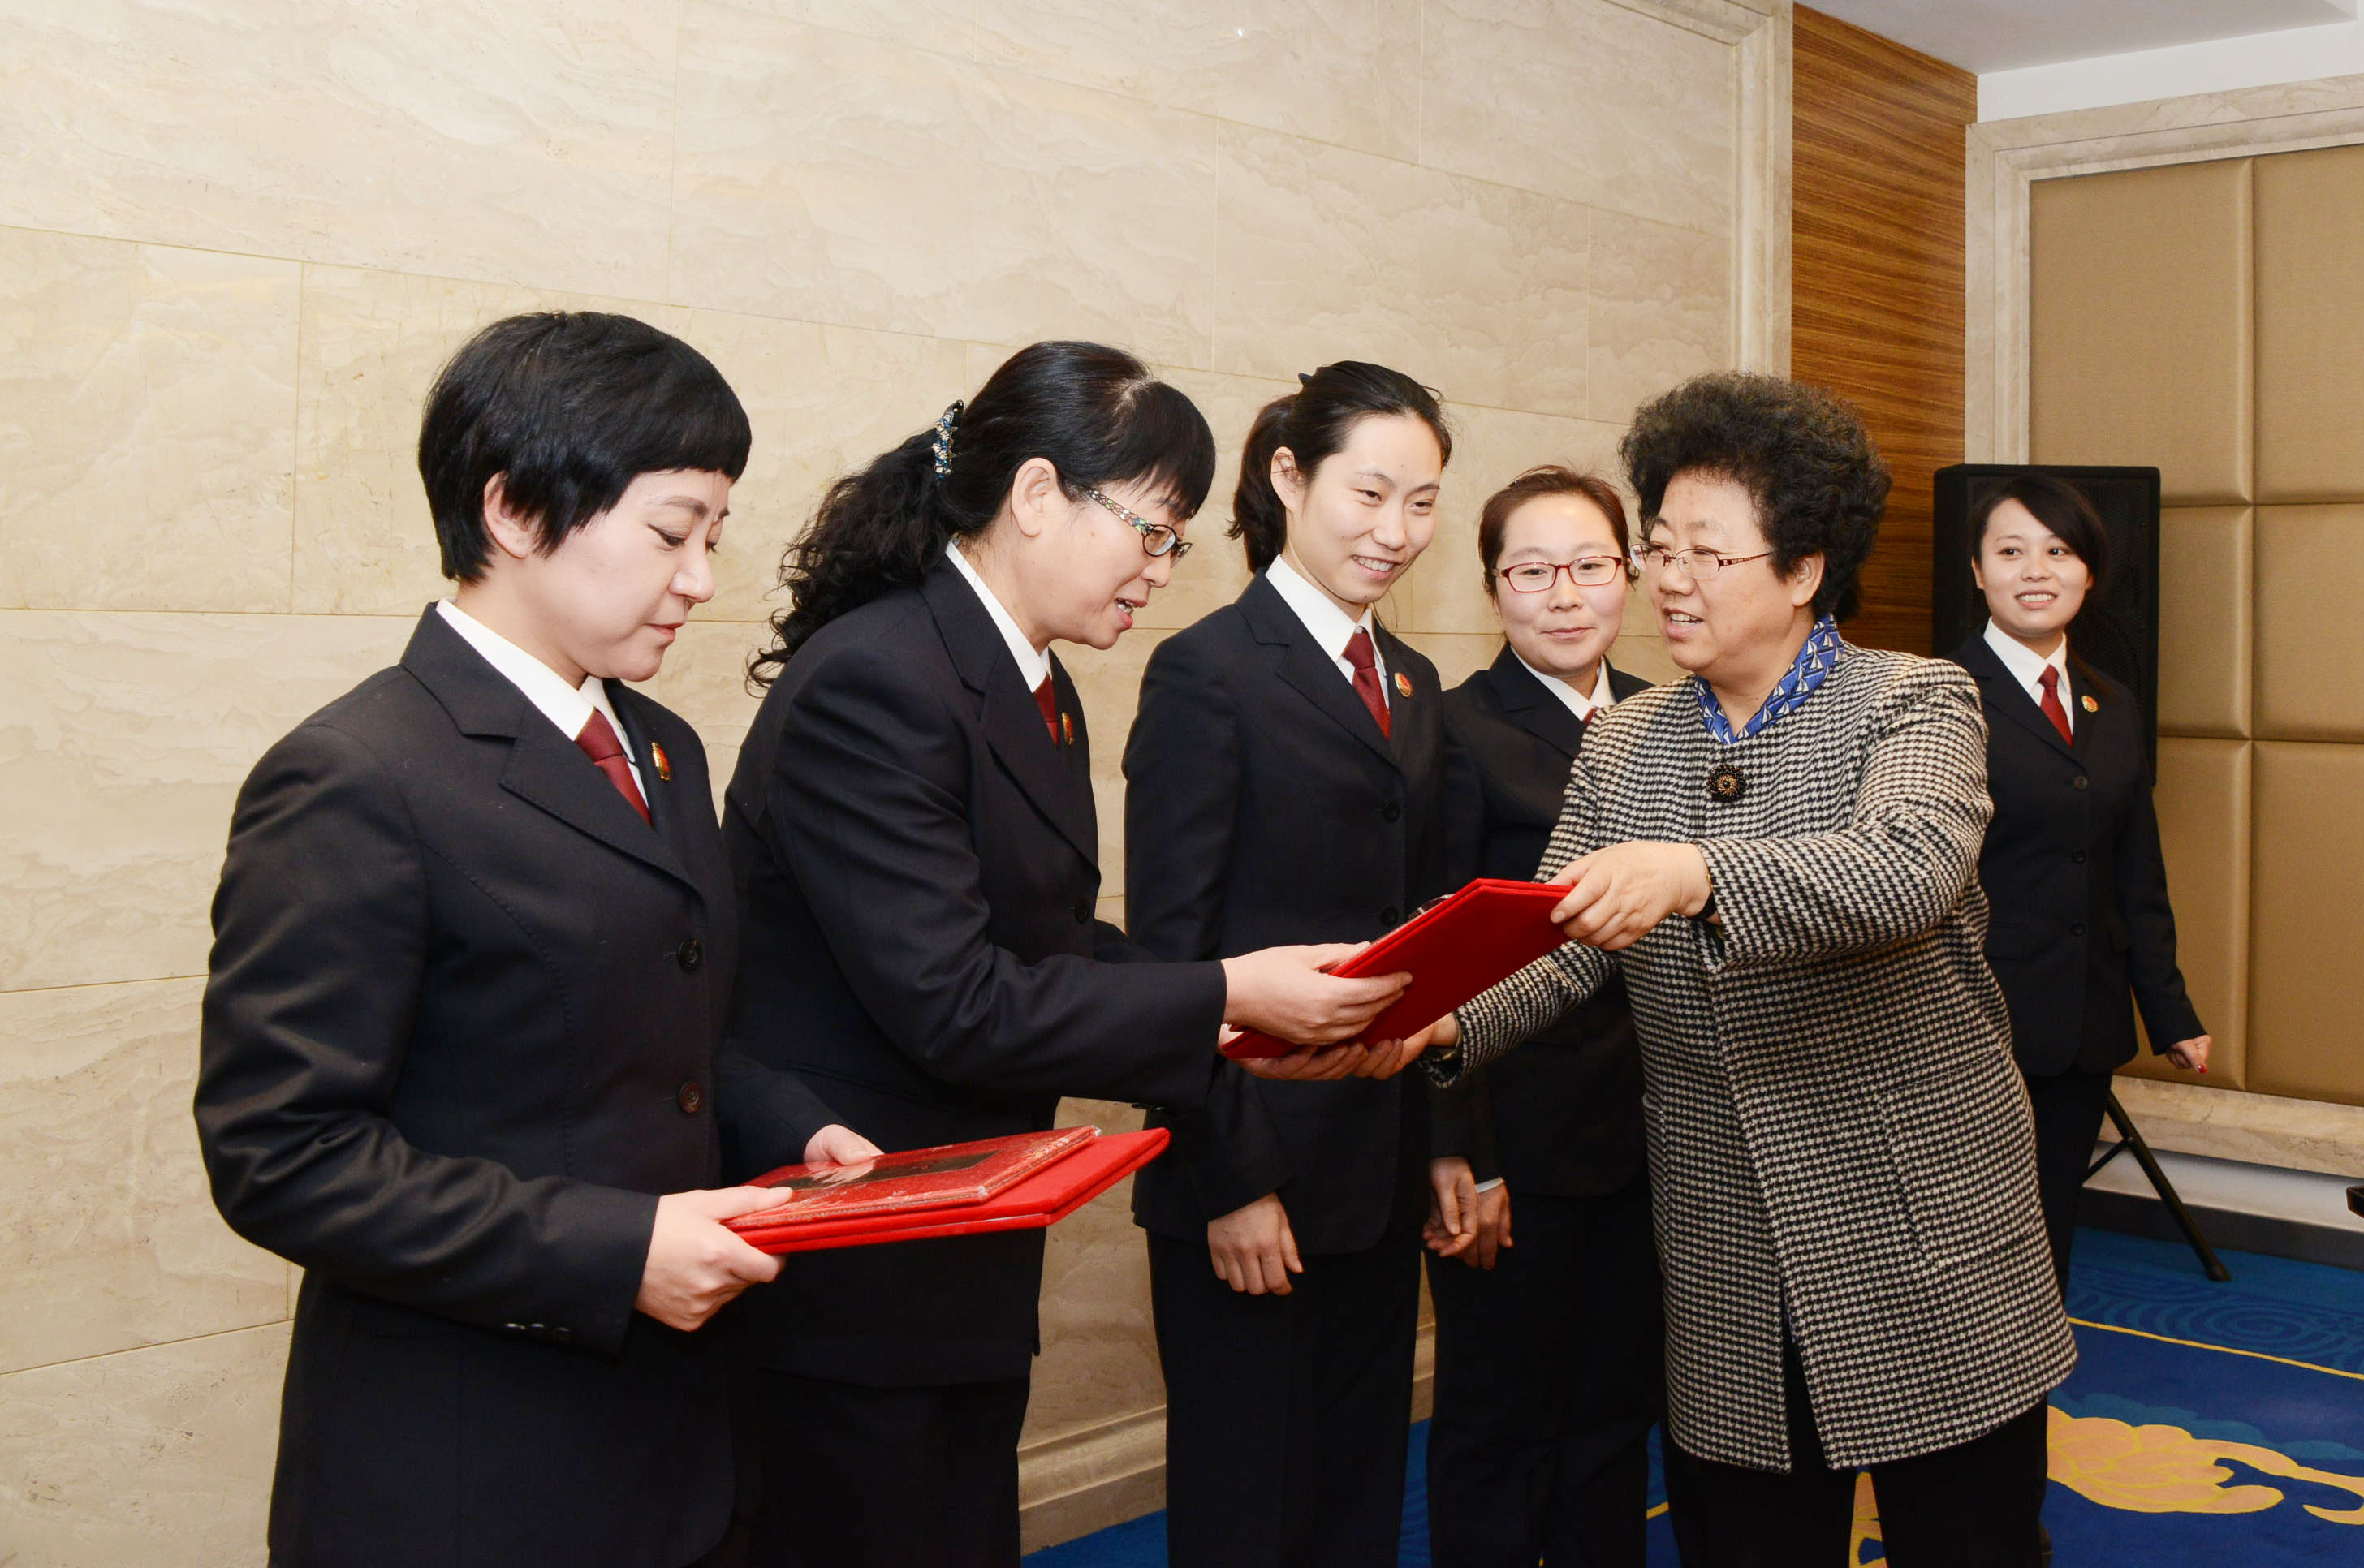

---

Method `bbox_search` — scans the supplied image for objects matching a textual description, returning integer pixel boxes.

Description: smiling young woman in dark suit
[1422,467,1663,1568]
[1123,360,1463,1568]
[1945,475,2210,1293]
[721,342,1416,1568]
[195,313,874,1568]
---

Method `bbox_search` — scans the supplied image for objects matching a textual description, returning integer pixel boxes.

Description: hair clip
[931,400,964,476]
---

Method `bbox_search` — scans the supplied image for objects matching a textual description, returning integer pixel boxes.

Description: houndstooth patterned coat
[1441,643,2075,1472]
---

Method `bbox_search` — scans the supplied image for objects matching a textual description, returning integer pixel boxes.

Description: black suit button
[1382,801,1402,822]
[676,938,703,972]
[2073,776,2089,790]
[1382,906,1400,925]
[2070,923,2086,937]
[2073,851,2088,864]
[677,1080,705,1114]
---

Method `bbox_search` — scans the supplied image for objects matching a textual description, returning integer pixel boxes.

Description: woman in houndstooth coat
[1422,374,2073,1568]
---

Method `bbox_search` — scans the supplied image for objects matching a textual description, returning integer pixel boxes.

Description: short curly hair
[1618,372,1889,622]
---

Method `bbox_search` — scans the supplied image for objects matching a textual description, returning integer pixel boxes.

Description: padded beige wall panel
[2155,506,2252,738]
[2250,742,2364,1106]
[2253,504,2364,740]
[2119,738,2249,1089]
[2255,142,2364,503]
[2029,158,2252,505]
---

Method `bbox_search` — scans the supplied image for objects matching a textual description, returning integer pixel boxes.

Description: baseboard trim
[1016,1320,1437,1553]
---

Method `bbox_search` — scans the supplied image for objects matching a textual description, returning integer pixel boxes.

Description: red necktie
[1344,628,1391,739]
[576,710,650,824]
[1033,676,1060,744]
[2038,665,2073,746]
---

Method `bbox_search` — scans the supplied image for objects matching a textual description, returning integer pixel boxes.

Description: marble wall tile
[1611,624,1683,686]
[1211,123,1591,418]
[1396,404,1629,637]
[0,0,676,299]
[1,979,287,1375]
[1587,210,1735,428]
[671,312,974,625]
[671,5,1219,367]
[0,230,299,614]
[724,0,976,56]
[1023,1097,1160,1445]
[0,1320,286,1566]
[0,610,412,993]
[643,619,767,757]
[1420,0,1737,235]
[969,0,1422,162]
[291,267,659,618]
[1139,365,1288,632]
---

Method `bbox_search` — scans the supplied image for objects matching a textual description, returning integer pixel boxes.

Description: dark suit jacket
[1947,633,2204,1076]
[1124,573,1465,1255]
[196,607,836,1568]
[1431,646,1650,1196]
[721,557,1230,1388]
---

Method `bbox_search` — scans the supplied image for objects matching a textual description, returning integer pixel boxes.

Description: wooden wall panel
[1792,7,1975,654]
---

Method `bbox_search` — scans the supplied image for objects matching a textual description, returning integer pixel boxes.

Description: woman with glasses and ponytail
[1124,360,1462,1568]
[1422,467,1663,1568]
[720,341,1417,1568]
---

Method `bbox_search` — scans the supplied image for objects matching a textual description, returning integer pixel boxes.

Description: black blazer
[196,608,836,1568]
[1947,633,2204,1076]
[1432,646,1650,1196]
[1124,573,1465,1255]
[722,557,1230,1388]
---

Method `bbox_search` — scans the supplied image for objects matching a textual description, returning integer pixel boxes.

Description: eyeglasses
[1085,488,1193,560]
[1496,557,1628,592]
[1629,543,1772,581]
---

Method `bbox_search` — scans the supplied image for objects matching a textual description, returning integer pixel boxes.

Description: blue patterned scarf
[1693,615,1841,744]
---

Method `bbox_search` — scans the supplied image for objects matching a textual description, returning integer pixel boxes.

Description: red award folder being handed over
[726,1126,1170,1256]
[1219,877,1571,1060]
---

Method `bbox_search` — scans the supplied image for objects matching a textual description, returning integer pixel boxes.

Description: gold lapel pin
[651,742,673,782]
[1394,672,1413,699]
[2081,695,2099,713]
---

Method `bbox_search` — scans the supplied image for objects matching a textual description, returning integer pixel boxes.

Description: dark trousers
[1146,1218,1423,1568]
[2023,1066,2115,1298]
[1425,1174,1663,1568]
[742,1368,1031,1568]
[1663,1339,2047,1568]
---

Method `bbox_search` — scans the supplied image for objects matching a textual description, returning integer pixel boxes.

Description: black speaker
[1933,464,2161,769]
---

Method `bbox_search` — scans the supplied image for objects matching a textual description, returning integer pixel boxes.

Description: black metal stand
[2087,1091,2232,1282]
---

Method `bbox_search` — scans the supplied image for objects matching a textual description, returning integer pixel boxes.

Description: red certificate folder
[727,1127,1170,1256]
[1219,877,1570,1059]
[727,1126,1096,1227]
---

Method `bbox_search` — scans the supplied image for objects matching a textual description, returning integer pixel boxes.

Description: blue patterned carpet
[1027,1229,2364,1566]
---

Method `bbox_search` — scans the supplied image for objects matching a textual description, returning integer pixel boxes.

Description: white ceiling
[1805,0,2358,74]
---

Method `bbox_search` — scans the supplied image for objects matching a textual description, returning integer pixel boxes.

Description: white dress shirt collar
[947,542,1051,691]
[1982,618,2074,734]
[1265,554,1386,688]
[436,601,642,790]
[1515,653,1613,722]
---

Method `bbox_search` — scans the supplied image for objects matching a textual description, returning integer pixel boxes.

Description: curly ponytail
[1229,361,1453,574]
[750,341,1217,683]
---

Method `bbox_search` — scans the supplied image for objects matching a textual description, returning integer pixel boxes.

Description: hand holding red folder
[1220,879,1571,1060]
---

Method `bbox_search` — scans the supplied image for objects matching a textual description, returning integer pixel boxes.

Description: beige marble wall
[1,1,1775,1559]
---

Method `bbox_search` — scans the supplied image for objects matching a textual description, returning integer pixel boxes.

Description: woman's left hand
[801,1123,886,1165]
[1235,1035,1429,1082]
[2165,1034,2212,1074]
[1550,841,1712,950]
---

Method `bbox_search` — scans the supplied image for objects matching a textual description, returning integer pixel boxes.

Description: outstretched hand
[1235,1032,1428,1083]
[1220,941,1410,1047]
[1549,841,1711,950]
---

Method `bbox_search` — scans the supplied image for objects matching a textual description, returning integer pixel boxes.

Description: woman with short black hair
[1947,475,2207,1293]
[722,341,1415,1568]
[1420,372,2071,1567]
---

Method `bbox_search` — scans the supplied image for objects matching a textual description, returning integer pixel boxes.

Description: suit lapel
[610,686,707,876]
[1957,633,2076,763]
[921,560,1098,864]
[400,608,698,890]
[1486,643,1585,760]
[1240,575,1396,766]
